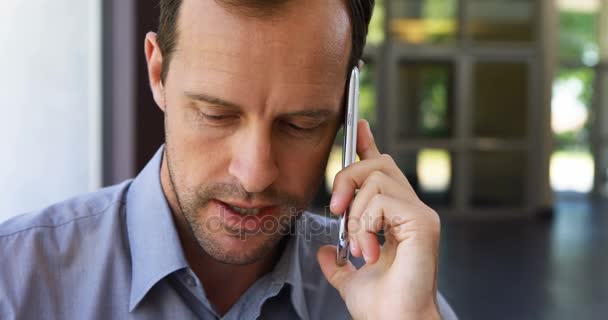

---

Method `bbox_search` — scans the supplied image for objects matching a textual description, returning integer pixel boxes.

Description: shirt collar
[275,222,311,320]
[126,146,310,318]
[126,146,188,311]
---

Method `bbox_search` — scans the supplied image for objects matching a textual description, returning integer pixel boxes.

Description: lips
[213,199,279,232]
[216,200,275,215]
[225,203,261,216]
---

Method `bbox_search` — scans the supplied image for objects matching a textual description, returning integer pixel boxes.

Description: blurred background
[1,0,607,319]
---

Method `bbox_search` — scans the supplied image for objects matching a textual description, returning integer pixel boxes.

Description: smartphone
[336,66,360,266]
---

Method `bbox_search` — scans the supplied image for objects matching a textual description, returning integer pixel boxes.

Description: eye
[288,122,317,131]
[197,111,239,125]
[202,113,231,121]
[282,119,324,138]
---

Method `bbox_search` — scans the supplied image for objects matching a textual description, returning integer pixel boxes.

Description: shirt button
[185,275,197,287]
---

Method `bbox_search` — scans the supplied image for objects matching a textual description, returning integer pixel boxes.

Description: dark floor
[438,196,608,320]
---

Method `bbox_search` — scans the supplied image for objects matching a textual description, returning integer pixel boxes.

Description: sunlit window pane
[552,69,594,144]
[395,149,453,206]
[551,151,594,193]
[0,0,101,221]
[416,149,452,194]
[550,68,595,193]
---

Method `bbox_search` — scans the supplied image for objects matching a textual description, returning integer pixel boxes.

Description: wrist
[403,310,441,320]
[401,303,441,320]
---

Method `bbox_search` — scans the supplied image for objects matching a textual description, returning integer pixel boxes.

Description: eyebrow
[186,92,241,110]
[185,91,338,120]
[282,109,336,120]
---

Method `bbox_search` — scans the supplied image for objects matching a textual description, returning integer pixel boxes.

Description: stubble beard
[164,140,310,265]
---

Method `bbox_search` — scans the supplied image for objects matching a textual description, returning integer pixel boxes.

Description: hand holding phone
[318,67,442,320]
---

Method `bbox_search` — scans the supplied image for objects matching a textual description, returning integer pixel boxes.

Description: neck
[179,227,281,314]
[159,152,282,315]
[181,232,285,315]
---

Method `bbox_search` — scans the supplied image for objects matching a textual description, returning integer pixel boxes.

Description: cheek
[165,108,231,187]
[276,139,334,199]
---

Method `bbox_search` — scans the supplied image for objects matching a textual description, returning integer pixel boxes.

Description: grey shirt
[0,147,457,319]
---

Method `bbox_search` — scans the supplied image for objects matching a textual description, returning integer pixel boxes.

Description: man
[0,0,457,319]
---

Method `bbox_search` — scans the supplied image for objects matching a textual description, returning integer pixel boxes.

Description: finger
[355,200,385,264]
[317,245,356,295]
[357,194,439,263]
[346,171,404,257]
[367,194,440,244]
[356,119,381,160]
[330,155,412,214]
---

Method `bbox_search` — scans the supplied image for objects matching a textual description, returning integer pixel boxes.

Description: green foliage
[558,11,599,63]
[367,0,385,45]
[359,64,377,127]
[555,130,590,152]
[554,68,595,151]
[420,67,450,137]
[423,0,456,18]
[555,68,594,108]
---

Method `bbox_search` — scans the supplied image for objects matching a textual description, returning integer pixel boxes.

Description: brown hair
[157,0,375,83]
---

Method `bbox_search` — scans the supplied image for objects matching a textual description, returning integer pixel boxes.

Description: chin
[197,227,284,265]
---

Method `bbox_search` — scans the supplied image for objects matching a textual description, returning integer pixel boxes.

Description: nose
[228,127,279,193]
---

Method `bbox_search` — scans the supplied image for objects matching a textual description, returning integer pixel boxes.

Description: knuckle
[334,169,345,181]
[356,210,369,233]
[363,171,384,189]
[349,198,364,218]
[370,170,384,181]
[380,153,395,166]
[371,212,385,230]
[429,211,441,228]
[380,153,392,161]
[333,170,347,187]
[347,216,361,233]
[421,206,441,232]
[369,193,385,209]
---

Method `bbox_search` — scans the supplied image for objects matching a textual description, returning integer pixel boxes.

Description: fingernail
[350,238,359,256]
[330,194,341,208]
[363,251,370,263]
[366,121,374,140]
[357,243,368,262]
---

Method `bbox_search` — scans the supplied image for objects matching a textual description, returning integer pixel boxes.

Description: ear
[145,32,166,112]
[358,59,365,71]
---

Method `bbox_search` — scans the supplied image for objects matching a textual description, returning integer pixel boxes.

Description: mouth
[214,199,277,217]
[225,203,262,216]
[213,200,280,233]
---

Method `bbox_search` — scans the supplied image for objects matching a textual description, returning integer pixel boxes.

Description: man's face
[150,0,351,264]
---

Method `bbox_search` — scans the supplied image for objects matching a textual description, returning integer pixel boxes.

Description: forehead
[171,0,352,98]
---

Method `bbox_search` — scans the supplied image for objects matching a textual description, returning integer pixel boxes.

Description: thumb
[317,245,356,294]
[356,119,381,160]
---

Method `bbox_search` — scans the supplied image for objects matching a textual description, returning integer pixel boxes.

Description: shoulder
[0,180,134,318]
[0,180,133,270]
[0,180,132,239]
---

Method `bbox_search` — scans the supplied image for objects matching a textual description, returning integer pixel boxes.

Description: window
[0,0,101,221]
[550,0,601,193]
